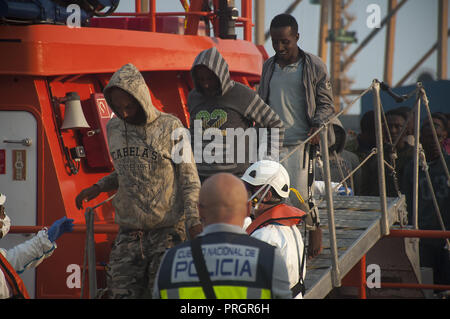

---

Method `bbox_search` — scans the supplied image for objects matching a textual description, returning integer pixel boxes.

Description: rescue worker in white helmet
[0,193,74,299]
[152,173,292,299]
[241,160,308,298]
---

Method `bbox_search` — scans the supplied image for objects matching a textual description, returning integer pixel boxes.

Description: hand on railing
[75,185,101,210]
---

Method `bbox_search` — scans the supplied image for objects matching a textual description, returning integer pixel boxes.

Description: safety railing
[9,194,117,299]
[8,76,449,298]
[80,194,116,299]
[267,77,450,294]
[107,0,253,42]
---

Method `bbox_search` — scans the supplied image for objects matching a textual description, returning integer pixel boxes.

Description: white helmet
[241,160,290,198]
[0,193,5,206]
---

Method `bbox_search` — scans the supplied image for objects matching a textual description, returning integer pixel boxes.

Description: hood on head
[191,47,234,96]
[329,118,346,154]
[103,63,160,124]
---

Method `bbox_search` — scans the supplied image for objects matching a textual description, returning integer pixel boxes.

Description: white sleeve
[252,226,306,293]
[271,247,292,299]
[251,226,284,249]
[0,250,12,299]
[5,230,56,274]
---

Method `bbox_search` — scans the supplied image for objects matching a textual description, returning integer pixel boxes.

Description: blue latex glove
[337,186,354,196]
[48,216,74,242]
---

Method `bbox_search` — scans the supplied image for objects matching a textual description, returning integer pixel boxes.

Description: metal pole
[438,0,448,79]
[149,0,156,32]
[135,0,141,13]
[388,229,450,238]
[140,0,149,12]
[330,0,342,112]
[383,0,397,86]
[320,125,341,288]
[359,256,367,299]
[86,208,97,299]
[254,0,265,45]
[372,80,390,236]
[412,85,422,230]
[318,0,329,63]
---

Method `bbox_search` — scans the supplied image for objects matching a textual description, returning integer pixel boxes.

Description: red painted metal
[341,228,450,299]
[150,0,156,32]
[388,229,450,238]
[341,255,367,299]
[0,25,262,77]
[0,0,265,298]
[240,0,253,42]
[380,282,450,291]
[135,0,141,13]
[9,224,119,234]
[185,0,203,36]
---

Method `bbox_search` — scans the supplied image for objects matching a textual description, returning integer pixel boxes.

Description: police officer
[152,173,292,299]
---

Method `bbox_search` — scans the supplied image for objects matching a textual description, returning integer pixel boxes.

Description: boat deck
[303,195,407,299]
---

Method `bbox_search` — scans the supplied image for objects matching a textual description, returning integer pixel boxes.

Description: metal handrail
[371,80,390,236]
[109,0,253,41]
[80,194,116,299]
[319,126,341,287]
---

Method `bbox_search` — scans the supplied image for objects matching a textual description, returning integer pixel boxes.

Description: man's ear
[263,189,273,203]
[246,202,252,217]
[198,203,205,224]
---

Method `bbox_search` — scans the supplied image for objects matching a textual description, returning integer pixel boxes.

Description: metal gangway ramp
[289,79,449,299]
[304,195,406,299]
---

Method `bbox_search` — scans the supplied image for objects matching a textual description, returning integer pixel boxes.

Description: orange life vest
[0,252,30,299]
[246,203,307,235]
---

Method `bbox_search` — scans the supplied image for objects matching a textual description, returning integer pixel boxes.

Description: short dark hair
[386,108,408,122]
[421,112,449,134]
[360,110,375,134]
[270,14,298,35]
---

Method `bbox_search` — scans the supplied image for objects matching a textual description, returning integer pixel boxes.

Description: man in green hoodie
[75,63,202,299]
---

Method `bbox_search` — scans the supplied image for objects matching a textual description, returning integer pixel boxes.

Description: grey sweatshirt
[188,47,285,178]
[258,48,335,129]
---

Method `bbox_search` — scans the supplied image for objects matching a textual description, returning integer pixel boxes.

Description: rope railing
[275,78,449,290]
[8,76,448,297]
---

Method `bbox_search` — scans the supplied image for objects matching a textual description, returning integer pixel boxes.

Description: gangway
[304,195,406,299]
[296,79,450,299]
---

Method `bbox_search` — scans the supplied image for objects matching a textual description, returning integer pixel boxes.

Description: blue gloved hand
[337,186,354,196]
[48,216,74,242]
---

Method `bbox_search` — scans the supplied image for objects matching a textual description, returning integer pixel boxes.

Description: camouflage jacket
[96,63,201,231]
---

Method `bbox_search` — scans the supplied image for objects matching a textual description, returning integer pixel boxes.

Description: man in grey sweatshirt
[188,47,285,182]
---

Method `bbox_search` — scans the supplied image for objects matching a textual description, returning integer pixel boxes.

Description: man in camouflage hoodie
[75,63,202,298]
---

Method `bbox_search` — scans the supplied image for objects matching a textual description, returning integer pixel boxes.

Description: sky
[115,0,450,114]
